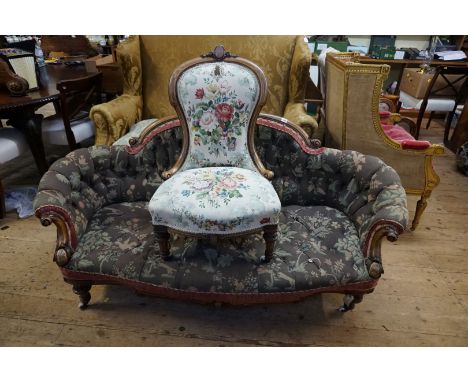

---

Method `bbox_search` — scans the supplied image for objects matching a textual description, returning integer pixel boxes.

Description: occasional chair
[0,127,28,218]
[148,46,281,262]
[41,72,102,151]
[323,52,444,231]
[399,65,468,141]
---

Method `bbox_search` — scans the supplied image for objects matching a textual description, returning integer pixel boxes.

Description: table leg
[7,111,48,176]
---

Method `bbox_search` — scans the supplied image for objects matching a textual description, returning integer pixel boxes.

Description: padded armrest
[340,154,409,254]
[90,94,142,145]
[283,102,319,138]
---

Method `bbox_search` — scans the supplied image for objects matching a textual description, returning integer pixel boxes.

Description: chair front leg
[154,225,171,259]
[263,224,278,263]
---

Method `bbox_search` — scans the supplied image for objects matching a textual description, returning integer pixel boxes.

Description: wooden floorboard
[0,120,467,346]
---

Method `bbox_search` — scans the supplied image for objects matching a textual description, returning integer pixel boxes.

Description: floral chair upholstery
[149,47,281,262]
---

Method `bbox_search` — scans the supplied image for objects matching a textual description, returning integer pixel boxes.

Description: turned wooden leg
[262,224,278,263]
[411,195,428,231]
[154,225,171,259]
[72,283,92,310]
[338,293,365,312]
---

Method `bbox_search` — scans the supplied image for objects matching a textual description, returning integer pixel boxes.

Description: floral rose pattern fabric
[149,167,281,234]
[180,167,250,208]
[177,62,260,171]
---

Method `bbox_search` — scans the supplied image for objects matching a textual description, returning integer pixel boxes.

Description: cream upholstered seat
[0,128,28,165]
[0,127,28,218]
[399,90,456,112]
[148,46,282,262]
[42,115,95,146]
[150,167,281,234]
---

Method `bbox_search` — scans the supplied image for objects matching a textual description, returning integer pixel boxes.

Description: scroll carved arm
[38,209,75,267]
[365,225,400,279]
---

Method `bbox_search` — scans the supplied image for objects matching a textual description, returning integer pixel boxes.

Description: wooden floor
[0,117,467,346]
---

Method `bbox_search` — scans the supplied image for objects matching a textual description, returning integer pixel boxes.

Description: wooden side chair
[42,72,102,151]
[148,46,282,262]
[399,65,468,141]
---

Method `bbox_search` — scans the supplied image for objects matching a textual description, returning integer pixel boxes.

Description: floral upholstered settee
[33,118,408,311]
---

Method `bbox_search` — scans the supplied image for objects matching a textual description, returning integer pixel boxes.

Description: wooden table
[357,57,468,95]
[311,54,468,94]
[0,64,88,175]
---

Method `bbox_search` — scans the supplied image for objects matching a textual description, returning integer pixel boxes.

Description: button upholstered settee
[33,116,408,311]
[89,36,319,145]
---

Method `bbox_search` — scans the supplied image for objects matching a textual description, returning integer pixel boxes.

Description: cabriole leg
[411,195,428,231]
[72,283,92,310]
[154,225,171,259]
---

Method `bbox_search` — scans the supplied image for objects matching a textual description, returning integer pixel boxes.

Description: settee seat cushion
[66,202,371,293]
[149,167,281,235]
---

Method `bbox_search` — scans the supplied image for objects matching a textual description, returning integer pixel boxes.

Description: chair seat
[149,167,281,235]
[42,115,95,146]
[0,128,28,164]
[399,90,456,112]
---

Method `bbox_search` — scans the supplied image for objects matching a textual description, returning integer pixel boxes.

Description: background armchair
[90,36,318,145]
[323,52,444,231]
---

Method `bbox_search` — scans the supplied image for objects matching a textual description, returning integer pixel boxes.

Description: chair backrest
[163,46,271,179]
[317,49,358,119]
[423,65,468,102]
[56,72,102,148]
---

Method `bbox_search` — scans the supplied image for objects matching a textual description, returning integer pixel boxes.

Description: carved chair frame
[162,46,272,180]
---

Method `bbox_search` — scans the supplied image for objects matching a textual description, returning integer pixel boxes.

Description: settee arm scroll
[347,164,409,279]
[34,189,87,267]
[90,94,142,146]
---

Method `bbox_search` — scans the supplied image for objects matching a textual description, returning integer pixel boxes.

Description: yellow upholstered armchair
[323,52,444,230]
[90,35,318,145]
